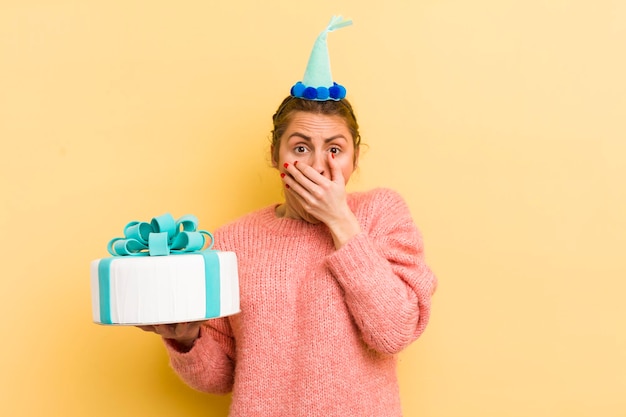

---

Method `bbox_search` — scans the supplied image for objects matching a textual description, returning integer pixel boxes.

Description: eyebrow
[287,133,348,143]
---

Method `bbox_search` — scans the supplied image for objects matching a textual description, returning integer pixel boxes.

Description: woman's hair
[270,96,361,165]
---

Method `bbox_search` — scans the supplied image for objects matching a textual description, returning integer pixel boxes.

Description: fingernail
[283,163,289,169]
[294,160,298,166]
[285,184,290,189]
[280,173,286,178]
[331,153,335,159]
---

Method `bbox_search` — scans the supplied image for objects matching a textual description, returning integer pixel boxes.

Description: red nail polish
[294,161,298,166]
[331,153,335,159]
[285,184,290,189]
[280,173,286,178]
[284,163,289,169]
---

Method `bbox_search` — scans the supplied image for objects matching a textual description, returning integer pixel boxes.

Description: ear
[353,146,360,169]
[270,145,278,168]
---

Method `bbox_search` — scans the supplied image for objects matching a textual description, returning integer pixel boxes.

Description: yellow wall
[1,1,624,416]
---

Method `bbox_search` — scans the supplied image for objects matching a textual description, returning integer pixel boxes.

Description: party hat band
[290,16,352,101]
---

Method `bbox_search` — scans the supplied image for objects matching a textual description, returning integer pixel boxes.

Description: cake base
[90,250,239,325]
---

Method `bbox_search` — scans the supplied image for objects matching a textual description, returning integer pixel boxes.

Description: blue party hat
[290,16,353,101]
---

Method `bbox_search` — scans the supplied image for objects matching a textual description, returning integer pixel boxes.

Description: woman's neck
[275,203,321,224]
[274,203,299,220]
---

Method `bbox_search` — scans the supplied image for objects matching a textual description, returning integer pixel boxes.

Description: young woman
[140,96,437,416]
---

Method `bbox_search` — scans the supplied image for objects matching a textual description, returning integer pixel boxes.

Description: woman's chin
[284,201,321,224]
[301,214,321,224]
[292,208,320,224]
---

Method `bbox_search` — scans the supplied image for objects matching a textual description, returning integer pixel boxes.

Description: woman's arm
[142,318,236,394]
[326,188,438,354]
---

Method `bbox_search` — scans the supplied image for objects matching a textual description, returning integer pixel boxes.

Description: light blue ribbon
[107,213,214,257]
[98,258,114,324]
[200,250,221,318]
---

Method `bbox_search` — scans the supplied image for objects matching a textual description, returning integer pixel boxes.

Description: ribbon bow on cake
[107,213,214,257]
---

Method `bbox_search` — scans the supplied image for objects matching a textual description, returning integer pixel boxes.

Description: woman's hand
[137,321,204,352]
[282,152,361,248]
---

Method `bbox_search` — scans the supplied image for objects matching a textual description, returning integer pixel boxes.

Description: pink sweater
[164,188,437,416]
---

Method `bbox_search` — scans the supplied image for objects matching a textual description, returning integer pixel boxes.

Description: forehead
[283,111,352,140]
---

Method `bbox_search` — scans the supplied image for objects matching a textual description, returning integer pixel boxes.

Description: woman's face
[272,111,359,220]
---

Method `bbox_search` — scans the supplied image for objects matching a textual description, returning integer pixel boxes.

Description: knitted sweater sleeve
[163,317,235,394]
[326,188,437,354]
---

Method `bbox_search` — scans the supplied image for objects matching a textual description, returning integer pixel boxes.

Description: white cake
[91,250,240,325]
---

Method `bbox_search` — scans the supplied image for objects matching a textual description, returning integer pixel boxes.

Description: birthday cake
[90,213,240,325]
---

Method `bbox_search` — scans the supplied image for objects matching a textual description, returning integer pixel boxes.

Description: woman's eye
[329,147,341,154]
[294,146,307,153]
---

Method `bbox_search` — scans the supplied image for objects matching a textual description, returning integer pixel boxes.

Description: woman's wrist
[327,209,361,249]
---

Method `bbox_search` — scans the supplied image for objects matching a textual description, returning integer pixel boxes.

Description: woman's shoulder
[349,187,408,209]
[348,187,412,224]
[212,205,277,251]
[216,205,275,233]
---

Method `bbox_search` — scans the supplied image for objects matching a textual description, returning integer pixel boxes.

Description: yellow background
[1,1,625,416]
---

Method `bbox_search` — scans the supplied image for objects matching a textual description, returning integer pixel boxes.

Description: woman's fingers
[281,157,349,224]
[135,322,202,341]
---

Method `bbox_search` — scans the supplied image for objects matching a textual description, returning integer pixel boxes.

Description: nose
[309,152,327,177]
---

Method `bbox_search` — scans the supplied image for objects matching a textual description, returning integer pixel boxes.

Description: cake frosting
[90,213,240,325]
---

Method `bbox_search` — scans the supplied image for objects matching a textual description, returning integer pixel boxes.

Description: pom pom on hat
[290,16,352,101]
